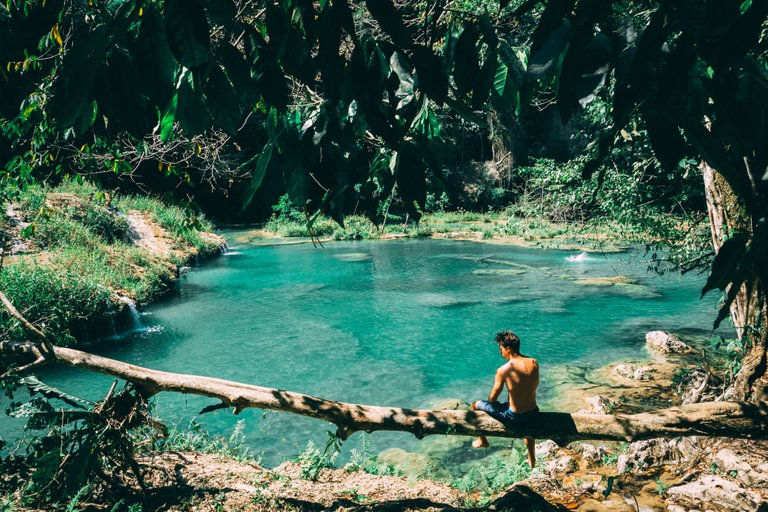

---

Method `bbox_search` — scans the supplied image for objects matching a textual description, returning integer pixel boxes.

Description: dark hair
[495,330,520,354]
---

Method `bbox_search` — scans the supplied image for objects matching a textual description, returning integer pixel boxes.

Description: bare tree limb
[0,291,55,360]
[2,340,768,444]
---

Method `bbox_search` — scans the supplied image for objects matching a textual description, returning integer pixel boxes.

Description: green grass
[0,180,221,346]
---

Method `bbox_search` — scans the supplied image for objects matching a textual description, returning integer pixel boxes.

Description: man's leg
[471,401,489,448]
[525,437,535,468]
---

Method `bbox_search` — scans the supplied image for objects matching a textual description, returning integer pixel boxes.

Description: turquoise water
[3,236,721,469]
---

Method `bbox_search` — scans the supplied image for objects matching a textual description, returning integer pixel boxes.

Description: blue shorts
[475,401,539,426]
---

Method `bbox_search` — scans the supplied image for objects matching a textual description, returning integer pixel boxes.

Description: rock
[429,398,471,411]
[377,448,433,478]
[584,395,617,414]
[573,275,636,286]
[666,475,763,512]
[535,440,560,460]
[574,443,607,469]
[617,439,696,473]
[613,363,655,381]
[714,449,768,488]
[546,455,578,475]
[646,331,692,354]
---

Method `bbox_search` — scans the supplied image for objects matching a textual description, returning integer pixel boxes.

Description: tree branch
[2,340,768,444]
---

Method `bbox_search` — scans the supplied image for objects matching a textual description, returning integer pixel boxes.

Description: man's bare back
[498,355,539,413]
[471,331,540,467]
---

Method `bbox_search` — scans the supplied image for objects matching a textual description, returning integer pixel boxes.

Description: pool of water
[3,235,722,470]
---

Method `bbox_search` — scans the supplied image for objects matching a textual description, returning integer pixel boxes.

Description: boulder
[666,475,763,512]
[617,438,701,474]
[613,363,655,381]
[646,331,692,354]
[573,443,607,468]
[546,455,578,475]
[584,395,617,414]
[714,449,768,488]
[535,440,560,461]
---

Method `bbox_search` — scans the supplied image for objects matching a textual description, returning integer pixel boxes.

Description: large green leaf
[21,376,93,409]
[390,51,415,112]
[164,0,210,68]
[645,114,686,172]
[701,234,749,297]
[453,24,480,96]
[242,141,274,208]
[366,0,412,49]
[159,91,178,142]
[136,6,176,104]
[176,72,211,135]
[203,65,241,136]
[526,18,571,80]
[412,45,447,104]
[51,24,110,129]
[219,43,258,107]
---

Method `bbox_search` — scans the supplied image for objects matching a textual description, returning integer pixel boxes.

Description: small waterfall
[115,294,142,331]
[565,252,590,262]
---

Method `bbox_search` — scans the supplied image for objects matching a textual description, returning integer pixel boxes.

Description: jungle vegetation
[1,0,768,508]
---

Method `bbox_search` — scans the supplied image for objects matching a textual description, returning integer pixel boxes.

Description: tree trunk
[3,341,768,443]
[702,163,768,401]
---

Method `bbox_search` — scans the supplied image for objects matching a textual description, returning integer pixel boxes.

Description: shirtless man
[471,330,540,468]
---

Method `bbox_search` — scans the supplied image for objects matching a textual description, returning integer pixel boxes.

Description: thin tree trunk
[3,340,768,443]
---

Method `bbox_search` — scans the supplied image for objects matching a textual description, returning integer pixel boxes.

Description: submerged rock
[666,475,763,512]
[334,252,371,262]
[583,395,618,414]
[573,275,637,286]
[472,268,527,276]
[613,363,655,381]
[646,331,692,354]
[377,448,433,478]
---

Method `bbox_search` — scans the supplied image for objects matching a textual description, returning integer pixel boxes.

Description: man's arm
[487,368,505,401]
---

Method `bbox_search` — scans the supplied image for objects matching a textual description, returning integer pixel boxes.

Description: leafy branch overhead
[3,0,768,325]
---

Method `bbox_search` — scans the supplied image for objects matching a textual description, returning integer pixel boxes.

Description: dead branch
[2,340,768,444]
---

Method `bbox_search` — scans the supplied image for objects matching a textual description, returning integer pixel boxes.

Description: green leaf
[645,114,686,172]
[204,65,241,136]
[366,0,412,49]
[390,51,414,112]
[22,376,93,409]
[453,24,479,96]
[176,73,211,135]
[242,142,274,209]
[412,45,447,104]
[219,43,258,106]
[164,0,210,68]
[159,92,178,142]
[204,0,237,26]
[527,18,571,80]
[51,24,110,129]
[701,234,749,297]
[136,6,176,104]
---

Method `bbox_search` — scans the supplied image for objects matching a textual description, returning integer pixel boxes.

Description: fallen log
[3,340,768,444]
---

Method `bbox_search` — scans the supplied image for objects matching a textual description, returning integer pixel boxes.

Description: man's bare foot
[472,436,489,448]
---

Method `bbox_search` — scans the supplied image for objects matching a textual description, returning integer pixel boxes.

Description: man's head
[495,330,520,357]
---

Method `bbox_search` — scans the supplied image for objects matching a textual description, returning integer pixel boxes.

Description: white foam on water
[565,252,590,262]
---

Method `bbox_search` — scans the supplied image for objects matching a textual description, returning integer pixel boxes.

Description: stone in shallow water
[377,448,435,478]
[472,268,527,276]
[416,293,480,309]
[573,275,637,286]
[610,283,662,299]
[646,331,692,354]
[334,252,371,262]
[613,363,655,381]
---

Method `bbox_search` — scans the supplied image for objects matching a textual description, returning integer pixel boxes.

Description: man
[471,330,540,468]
